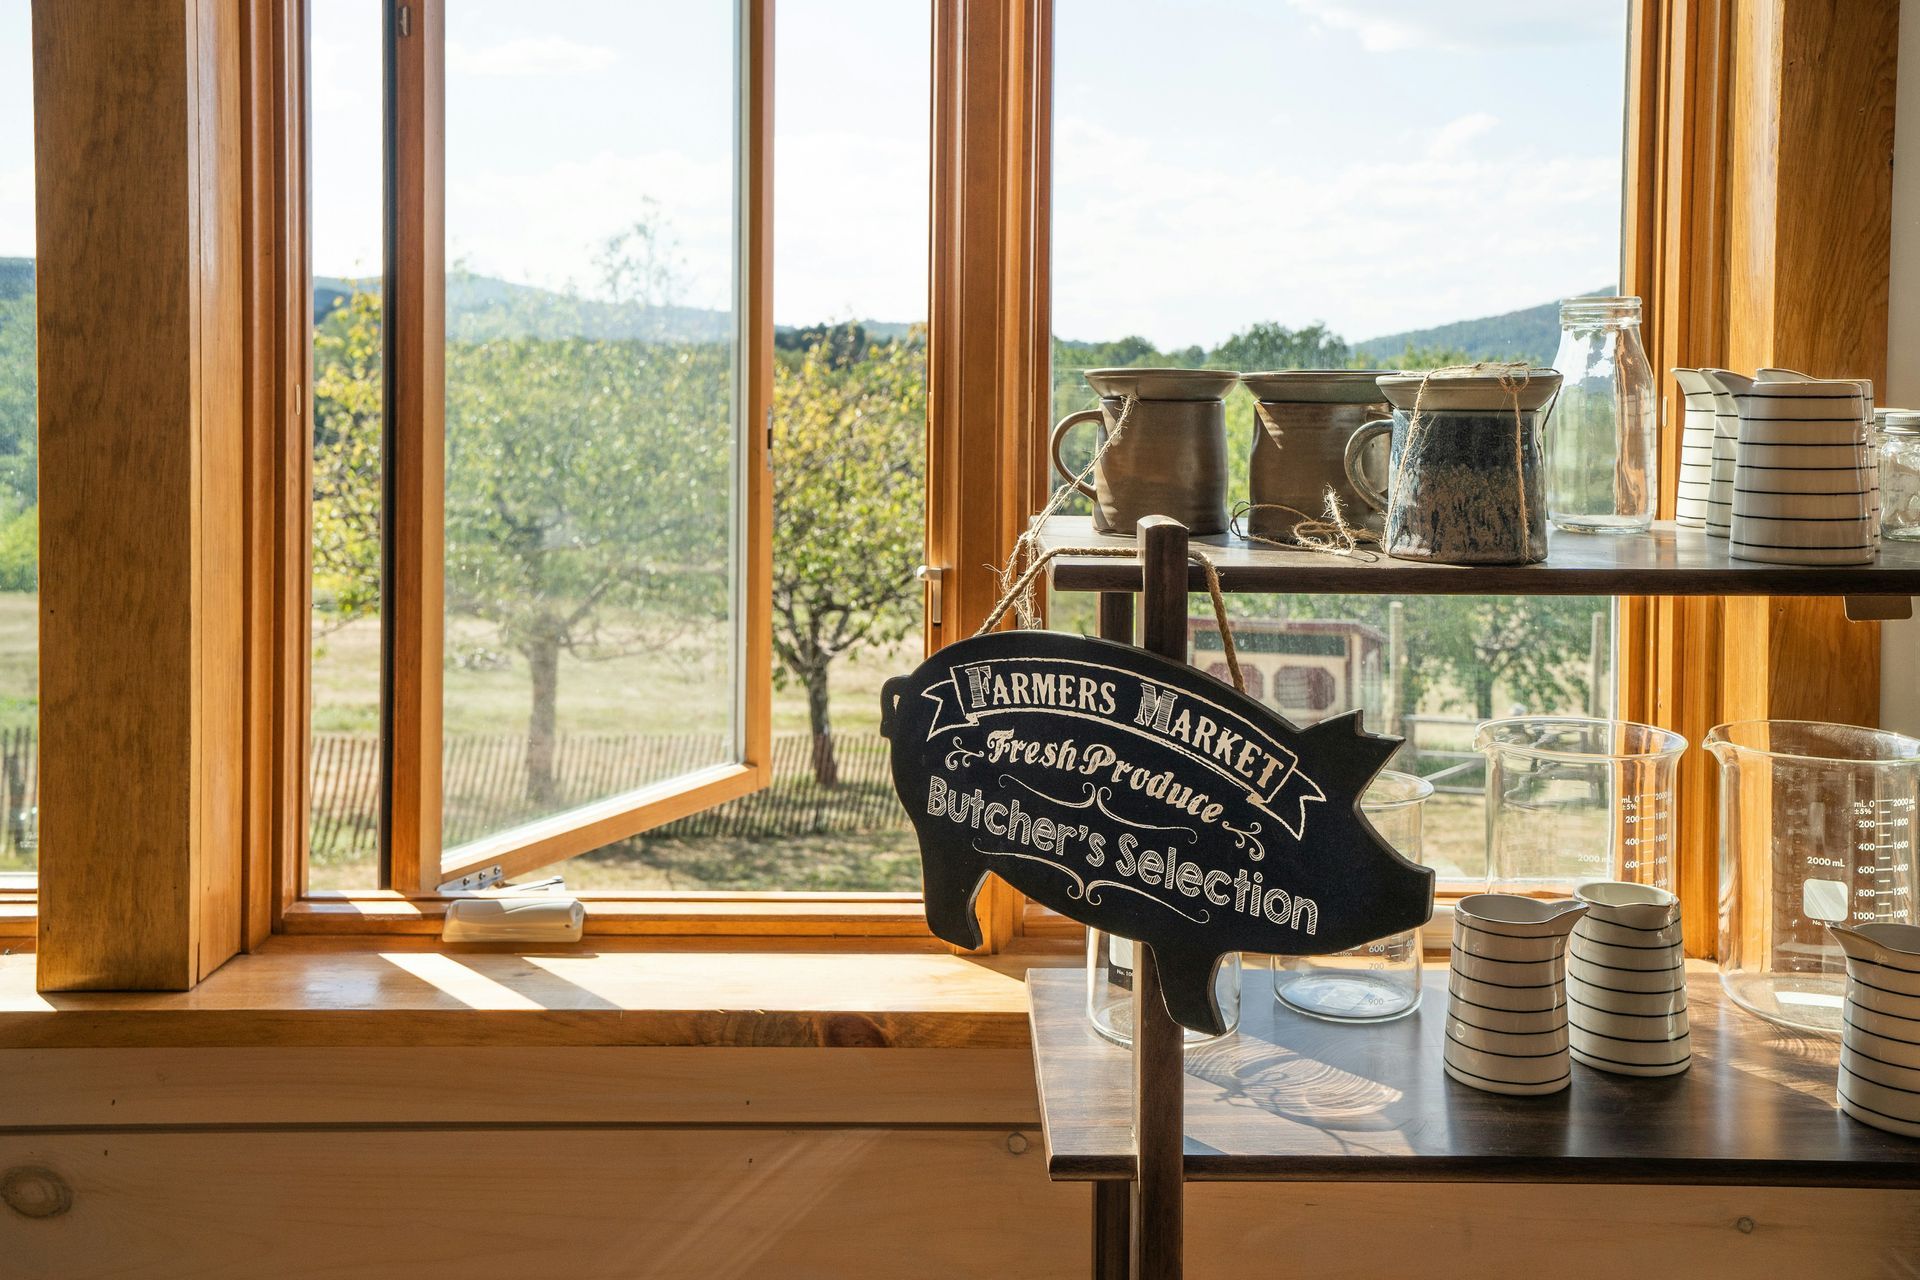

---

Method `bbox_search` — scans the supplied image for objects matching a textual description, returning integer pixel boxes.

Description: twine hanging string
[995,394,1140,630]
[1231,493,1381,562]
[1392,361,1541,559]
[973,541,1247,696]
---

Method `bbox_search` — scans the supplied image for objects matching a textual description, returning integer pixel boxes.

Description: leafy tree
[311,288,384,622]
[1357,341,1473,371]
[443,332,730,806]
[771,329,927,786]
[1207,321,1349,372]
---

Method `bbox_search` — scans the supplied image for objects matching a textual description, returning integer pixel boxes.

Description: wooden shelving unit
[1030,513,1920,1279]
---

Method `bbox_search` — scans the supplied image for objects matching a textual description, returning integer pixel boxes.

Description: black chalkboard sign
[880,629,1434,1035]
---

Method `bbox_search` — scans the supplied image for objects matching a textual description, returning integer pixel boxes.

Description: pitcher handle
[1048,409,1104,500]
[1343,418,1393,513]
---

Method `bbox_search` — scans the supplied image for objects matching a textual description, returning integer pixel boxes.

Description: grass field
[3,590,1567,891]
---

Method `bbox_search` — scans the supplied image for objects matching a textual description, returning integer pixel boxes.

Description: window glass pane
[1052,1,1628,885]
[441,2,739,856]
[308,1,386,889]
[528,0,932,890]
[0,2,38,884]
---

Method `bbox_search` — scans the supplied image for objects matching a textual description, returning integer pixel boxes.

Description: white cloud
[1050,113,1621,346]
[1285,0,1625,53]
[1428,112,1500,161]
[448,36,618,79]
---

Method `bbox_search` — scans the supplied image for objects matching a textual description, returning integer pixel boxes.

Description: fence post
[1386,600,1406,739]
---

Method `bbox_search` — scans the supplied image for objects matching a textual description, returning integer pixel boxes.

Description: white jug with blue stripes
[1831,923,1920,1138]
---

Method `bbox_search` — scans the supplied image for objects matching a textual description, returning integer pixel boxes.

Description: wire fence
[0,719,1487,868]
[308,730,908,865]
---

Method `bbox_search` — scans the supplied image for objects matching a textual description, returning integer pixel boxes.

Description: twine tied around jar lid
[1391,361,1545,560]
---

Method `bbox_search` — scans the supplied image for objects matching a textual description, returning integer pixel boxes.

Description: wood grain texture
[1029,966,1920,1186]
[1184,1182,1920,1280]
[236,0,308,935]
[0,946,1042,1048]
[0,1127,1079,1280]
[1,1045,1042,1129]
[383,0,445,895]
[928,0,1051,951]
[33,0,247,990]
[1038,516,1920,597]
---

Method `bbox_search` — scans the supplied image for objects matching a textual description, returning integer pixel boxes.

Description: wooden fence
[309,730,907,863]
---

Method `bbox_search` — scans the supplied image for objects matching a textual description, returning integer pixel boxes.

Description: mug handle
[1048,408,1104,500]
[1343,418,1393,513]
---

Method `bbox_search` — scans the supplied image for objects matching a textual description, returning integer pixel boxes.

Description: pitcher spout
[1829,923,1920,972]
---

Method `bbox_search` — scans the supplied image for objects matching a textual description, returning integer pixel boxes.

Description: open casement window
[360,0,773,895]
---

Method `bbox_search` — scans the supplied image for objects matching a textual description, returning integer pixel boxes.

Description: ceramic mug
[1344,370,1560,565]
[1567,881,1690,1077]
[1696,369,1750,538]
[1729,379,1876,565]
[1241,370,1395,543]
[1830,923,1920,1138]
[1445,893,1587,1096]
[1050,368,1238,536]
[1671,369,1717,528]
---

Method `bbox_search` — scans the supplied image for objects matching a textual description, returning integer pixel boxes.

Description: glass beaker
[1274,770,1432,1023]
[1477,717,1688,898]
[1085,932,1240,1047]
[1546,296,1658,533]
[1705,721,1920,1033]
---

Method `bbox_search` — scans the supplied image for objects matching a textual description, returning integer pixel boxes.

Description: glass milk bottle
[1547,296,1658,533]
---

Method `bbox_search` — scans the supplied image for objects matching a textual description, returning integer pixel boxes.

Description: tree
[311,288,384,622]
[1208,321,1350,372]
[443,332,730,806]
[310,278,733,809]
[771,329,927,786]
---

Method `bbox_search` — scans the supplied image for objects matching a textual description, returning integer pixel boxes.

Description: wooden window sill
[282,890,938,937]
[0,938,1078,1050]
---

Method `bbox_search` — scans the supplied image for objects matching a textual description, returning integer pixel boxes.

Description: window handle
[916,564,945,626]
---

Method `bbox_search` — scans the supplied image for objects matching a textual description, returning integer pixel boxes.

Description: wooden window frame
[21,0,1898,978]
[375,0,774,896]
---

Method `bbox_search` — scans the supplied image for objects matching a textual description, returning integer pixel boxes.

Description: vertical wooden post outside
[1132,516,1187,1280]
[34,0,248,989]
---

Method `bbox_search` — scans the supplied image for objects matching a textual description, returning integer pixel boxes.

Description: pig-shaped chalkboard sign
[881,629,1434,1035]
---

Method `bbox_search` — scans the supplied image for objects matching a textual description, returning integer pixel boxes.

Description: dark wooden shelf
[1035,515,1920,599]
[1028,966,1920,1187]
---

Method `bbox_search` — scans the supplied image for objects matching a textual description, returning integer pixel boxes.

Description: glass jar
[1274,770,1432,1023]
[1876,408,1920,541]
[1477,717,1688,899]
[1706,721,1920,1034]
[1546,296,1658,533]
[1085,932,1240,1047]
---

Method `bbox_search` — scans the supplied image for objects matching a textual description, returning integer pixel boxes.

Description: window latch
[397,5,412,37]
[916,564,944,626]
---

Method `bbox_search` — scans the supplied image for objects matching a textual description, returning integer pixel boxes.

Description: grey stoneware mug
[1242,370,1397,542]
[1342,369,1561,565]
[1050,368,1238,535]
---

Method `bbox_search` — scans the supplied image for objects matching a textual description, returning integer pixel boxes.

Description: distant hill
[1354,287,1617,368]
[316,271,915,346]
[0,258,32,302]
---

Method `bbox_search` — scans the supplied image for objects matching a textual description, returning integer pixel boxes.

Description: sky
[1,0,1628,350]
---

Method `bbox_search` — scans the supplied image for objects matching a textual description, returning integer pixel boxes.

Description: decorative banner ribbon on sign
[916,653,1325,837]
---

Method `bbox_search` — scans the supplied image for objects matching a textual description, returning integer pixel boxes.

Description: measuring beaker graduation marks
[1476,717,1688,900]
[1707,721,1920,1035]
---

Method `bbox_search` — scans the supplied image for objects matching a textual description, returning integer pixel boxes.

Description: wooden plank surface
[0,945,1042,1049]
[1,1045,1041,1129]
[33,0,247,990]
[1028,966,1920,1186]
[0,1127,1077,1280]
[1036,516,1920,596]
